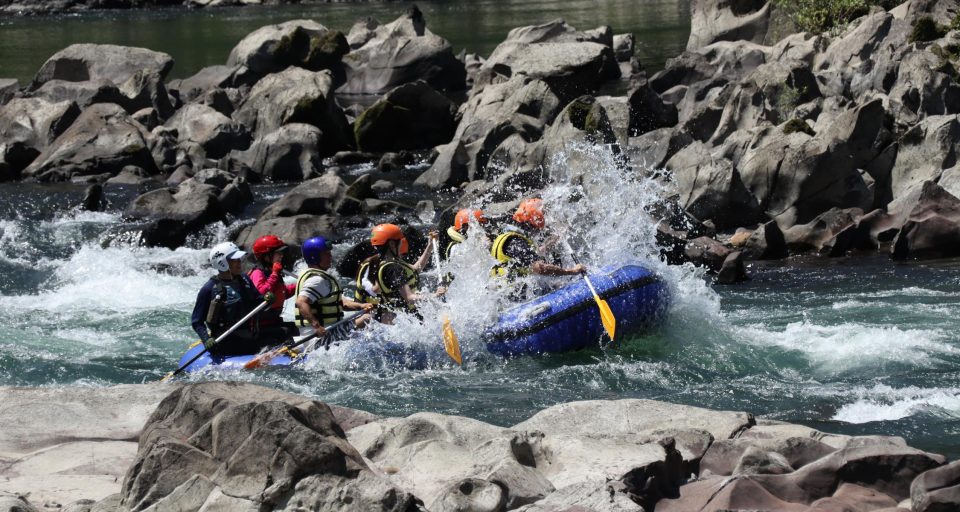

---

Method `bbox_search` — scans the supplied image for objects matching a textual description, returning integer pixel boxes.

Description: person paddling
[191,242,283,356]
[248,235,297,338]
[491,198,586,279]
[355,224,441,324]
[445,208,489,259]
[295,236,374,339]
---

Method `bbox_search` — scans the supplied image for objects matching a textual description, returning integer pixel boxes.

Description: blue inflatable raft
[483,264,669,357]
[175,342,299,374]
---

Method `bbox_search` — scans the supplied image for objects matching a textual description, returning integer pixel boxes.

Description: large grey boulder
[0,385,176,507]
[783,207,867,254]
[892,180,960,260]
[235,123,324,181]
[227,19,348,77]
[0,97,80,181]
[235,214,338,250]
[498,18,613,46]
[120,382,417,512]
[886,48,960,127]
[890,115,960,202]
[627,78,678,136]
[125,179,226,248]
[232,67,352,154]
[479,95,621,194]
[165,103,250,159]
[339,5,466,95]
[738,99,888,228]
[259,172,347,219]
[349,413,555,509]
[475,22,620,94]
[892,0,960,27]
[413,77,568,191]
[813,11,911,100]
[168,65,257,103]
[650,40,769,94]
[911,459,960,512]
[26,71,176,120]
[687,0,772,51]
[0,78,18,105]
[665,141,765,229]
[32,44,174,89]
[22,103,158,182]
[625,127,694,171]
[514,399,754,444]
[353,80,456,152]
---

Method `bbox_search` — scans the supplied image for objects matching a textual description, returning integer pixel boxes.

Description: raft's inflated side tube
[483,264,669,357]
[176,343,297,373]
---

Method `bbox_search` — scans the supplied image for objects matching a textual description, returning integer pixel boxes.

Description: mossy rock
[783,118,815,136]
[562,96,618,144]
[352,82,456,152]
[910,17,947,44]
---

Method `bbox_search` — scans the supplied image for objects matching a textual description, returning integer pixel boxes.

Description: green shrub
[783,118,816,136]
[772,0,898,34]
[911,17,948,43]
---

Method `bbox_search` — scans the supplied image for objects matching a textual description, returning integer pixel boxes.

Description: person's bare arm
[295,296,327,335]
[532,262,586,276]
[412,232,439,271]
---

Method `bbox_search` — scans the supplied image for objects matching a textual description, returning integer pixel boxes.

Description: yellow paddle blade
[441,314,462,366]
[592,291,617,341]
[160,371,175,383]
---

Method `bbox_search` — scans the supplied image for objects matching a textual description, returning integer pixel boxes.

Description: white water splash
[834,384,960,423]
[738,320,955,374]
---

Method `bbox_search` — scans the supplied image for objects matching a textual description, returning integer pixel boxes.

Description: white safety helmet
[209,242,246,272]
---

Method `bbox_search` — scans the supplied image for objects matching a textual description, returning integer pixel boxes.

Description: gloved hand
[272,261,284,274]
[202,337,216,350]
[263,292,276,303]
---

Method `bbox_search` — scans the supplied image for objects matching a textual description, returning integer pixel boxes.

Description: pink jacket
[248,267,296,312]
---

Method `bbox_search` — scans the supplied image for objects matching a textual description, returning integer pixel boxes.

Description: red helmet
[513,198,545,229]
[454,209,487,232]
[252,235,286,258]
[371,224,409,254]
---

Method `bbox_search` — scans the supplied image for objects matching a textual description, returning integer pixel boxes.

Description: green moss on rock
[911,17,947,43]
[783,118,816,136]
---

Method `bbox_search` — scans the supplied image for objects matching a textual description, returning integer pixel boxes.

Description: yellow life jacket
[377,260,420,312]
[490,231,536,279]
[445,226,465,259]
[354,261,381,306]
[294,268,343,327]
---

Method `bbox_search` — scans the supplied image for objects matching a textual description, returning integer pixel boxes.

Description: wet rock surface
[2,382,954,512]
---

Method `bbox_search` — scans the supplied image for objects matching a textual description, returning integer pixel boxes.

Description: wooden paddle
[161,294,273,382]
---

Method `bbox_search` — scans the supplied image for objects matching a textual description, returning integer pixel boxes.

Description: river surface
[0,141,959,460]
[0,0,690,84]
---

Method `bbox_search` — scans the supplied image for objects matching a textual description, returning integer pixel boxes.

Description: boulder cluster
[4,0,960,275]
[2,381,959,512]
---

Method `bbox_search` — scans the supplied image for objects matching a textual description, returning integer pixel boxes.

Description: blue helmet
[302,236,332,266]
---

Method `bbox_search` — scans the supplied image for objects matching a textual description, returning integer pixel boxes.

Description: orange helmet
[454,209,487,231]
[513,198,545,229]
[370,223,409,253]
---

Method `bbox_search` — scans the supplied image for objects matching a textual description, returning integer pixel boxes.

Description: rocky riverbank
[3,1,960,284]
[1,381,958,512]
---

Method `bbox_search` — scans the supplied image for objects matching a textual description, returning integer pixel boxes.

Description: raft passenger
[491,198,586,283]
[191,242,284,356]
[248,234,298,338]
[355,224,441,323]
[295,236,374,340]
